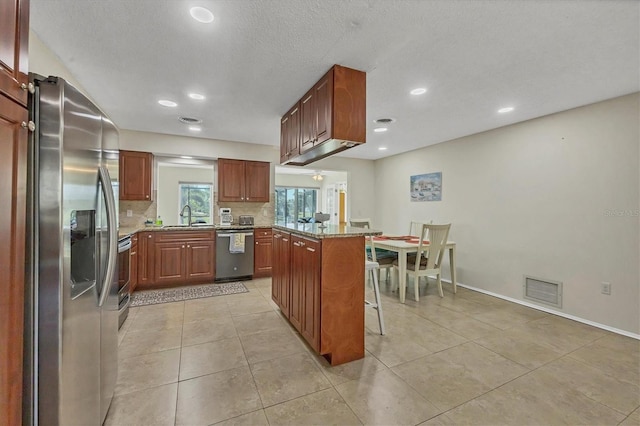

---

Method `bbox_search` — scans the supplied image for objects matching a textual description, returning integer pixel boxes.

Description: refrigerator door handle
[98,166,118,308]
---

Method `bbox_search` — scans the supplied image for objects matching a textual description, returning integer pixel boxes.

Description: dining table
[369,235,457,303]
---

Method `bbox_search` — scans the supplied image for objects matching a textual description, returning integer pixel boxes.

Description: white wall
[374,93,640,334]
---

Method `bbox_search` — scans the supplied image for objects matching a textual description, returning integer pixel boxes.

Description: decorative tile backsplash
[118,191,275,228]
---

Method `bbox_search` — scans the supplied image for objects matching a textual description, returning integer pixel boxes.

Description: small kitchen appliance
[219,207,233,226]
[239,215,254,226]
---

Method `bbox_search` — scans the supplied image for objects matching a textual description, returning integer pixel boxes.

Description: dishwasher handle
[217,232,254,238]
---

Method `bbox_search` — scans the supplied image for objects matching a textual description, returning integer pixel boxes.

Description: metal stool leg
[370,268,385,335]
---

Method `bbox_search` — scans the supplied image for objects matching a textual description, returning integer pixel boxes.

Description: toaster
[238,215,254,226]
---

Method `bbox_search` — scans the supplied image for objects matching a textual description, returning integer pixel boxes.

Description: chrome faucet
[179,204,192,226]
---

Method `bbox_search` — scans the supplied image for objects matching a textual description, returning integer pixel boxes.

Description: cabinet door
[186,240,214,281]
[314,70,333,146]
[137,232,155,287]
[254,238,272,278]
[300,88,315,153]
[218,158,245,202]
[0,0,29,107]
[287,103,301,158]
[154,242,185,284]
[244,161,270,202]
[129,236,138,292]
[289,236,305,331]
[272,231,291,317]
[280,115,289,163]
[0,93,28,426]
[119,150,152,201]
[300,238,321,351]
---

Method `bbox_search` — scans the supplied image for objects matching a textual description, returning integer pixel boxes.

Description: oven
[117,235,132,328]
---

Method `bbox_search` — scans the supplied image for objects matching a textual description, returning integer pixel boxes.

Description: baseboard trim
[444,280,640,340]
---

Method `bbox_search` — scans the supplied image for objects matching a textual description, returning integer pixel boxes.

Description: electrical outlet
[601,282,611,295]
[126,209,133,217]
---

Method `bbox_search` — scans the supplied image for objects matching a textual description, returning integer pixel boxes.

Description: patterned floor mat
[130,282,249,307]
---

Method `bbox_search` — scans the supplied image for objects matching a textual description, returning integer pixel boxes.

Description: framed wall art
[410,172,442,202]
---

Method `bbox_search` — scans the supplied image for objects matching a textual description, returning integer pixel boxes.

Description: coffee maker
[219,208,233,226]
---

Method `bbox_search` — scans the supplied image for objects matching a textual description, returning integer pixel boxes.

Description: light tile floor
[106,277,640,425]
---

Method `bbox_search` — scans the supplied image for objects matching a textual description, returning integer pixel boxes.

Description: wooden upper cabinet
[280,102,301,163]
[300,88,315,153]
[314,71,333,146]
[0,0,29,107]
[280,64,365,166]
[218,158,270,203]
[0,88,28,426]
[119,150,153,201]
[244,161,270,202]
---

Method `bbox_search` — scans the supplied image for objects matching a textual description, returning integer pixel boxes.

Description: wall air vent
[523,275,562,308]
[178,116,203,124]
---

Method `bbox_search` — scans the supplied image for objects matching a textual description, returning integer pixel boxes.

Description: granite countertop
[118,223,273,239]
[273,223,382,239]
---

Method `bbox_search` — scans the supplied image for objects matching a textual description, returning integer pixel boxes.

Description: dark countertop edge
[119,224,382,240]
[272,224,382,239]
[118,224,274,238]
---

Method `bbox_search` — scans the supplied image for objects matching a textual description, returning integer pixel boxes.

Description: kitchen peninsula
[272,223,381,365]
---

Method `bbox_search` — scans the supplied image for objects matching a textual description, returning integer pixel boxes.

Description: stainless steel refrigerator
[24,75,119,425]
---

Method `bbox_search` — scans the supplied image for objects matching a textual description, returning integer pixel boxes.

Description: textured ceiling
[29,0,639,161]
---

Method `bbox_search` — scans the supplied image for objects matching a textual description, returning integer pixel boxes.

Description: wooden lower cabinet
[186,240,215,280]
[137,231,155,287]
[272,230,364,365]
[272,230,290,317]
[253,227,272,278]
[136,230,215,289]
[154,242,185,285]
[0,89,28,426]
[129,234,138,292]
[298,237,320,352]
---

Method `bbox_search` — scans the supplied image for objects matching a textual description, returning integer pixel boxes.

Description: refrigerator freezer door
[35,76,106,426]
[98,164,119,423]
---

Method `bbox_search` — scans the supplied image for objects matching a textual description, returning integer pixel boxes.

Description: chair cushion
[392,254,428,270]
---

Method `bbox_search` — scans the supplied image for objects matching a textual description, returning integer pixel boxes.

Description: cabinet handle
[306,247,316,252]
[20,82,35,93]
[130,251,136,256]
[283,238,288,242]
[21,121,36,132]
[182,245,186,248]
[256,241,258,245]
[299,241,305,247]
[148,235,152,238]
[187,245,190,248]
[145,195,149,199]
[293,242,301,247]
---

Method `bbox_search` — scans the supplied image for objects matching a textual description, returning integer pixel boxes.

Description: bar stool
[365,258,385,335]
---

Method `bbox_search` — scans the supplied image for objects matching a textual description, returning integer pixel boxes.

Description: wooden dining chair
[393,223,451,301]
[349,218,396,282]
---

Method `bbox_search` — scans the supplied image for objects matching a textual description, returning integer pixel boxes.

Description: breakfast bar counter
[271,223,381,365]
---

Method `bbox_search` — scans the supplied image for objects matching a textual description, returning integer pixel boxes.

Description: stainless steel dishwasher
[215,229,255,281]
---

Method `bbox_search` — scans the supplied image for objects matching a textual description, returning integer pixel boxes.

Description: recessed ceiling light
[190,6,214,23]
[373,127,388,133]
[158,100,177,107]
[498,107,514,113]
[188,126,202,132]
[410,88,427,95]
[181,156,193,159]
[378,147,388,151]
[188,93,206,100]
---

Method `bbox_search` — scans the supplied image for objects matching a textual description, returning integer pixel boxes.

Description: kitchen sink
[161,223,214,229]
